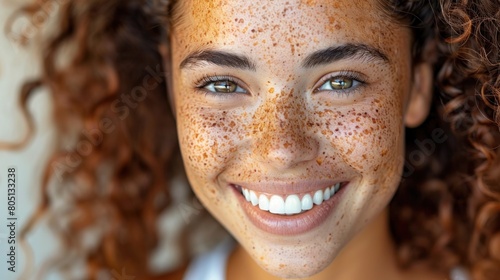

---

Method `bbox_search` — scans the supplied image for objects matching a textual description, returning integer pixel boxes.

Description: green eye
[329,77,353,89]
[317,74,362,92]
[213,80,238,93]
[203,79,247,94]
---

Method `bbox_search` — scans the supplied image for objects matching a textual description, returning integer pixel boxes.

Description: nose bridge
[251,89,318,169]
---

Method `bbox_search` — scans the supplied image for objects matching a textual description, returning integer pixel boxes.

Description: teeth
[324,187,331,200]
[284,195,301,215]
[269,195,285,214]
[243,188,250,201]
[301,194,313,211]
[258,194,269,211]
[240,183,342,216]
[313,190,323,205]
[250,191,259,206]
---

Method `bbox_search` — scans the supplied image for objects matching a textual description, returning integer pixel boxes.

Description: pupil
[214,81,236,92]
[331,78,352,89]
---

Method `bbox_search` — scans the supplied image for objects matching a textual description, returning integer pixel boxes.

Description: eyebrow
[302,43,389,68]
[180,43,389,71]
[180,50,256,71]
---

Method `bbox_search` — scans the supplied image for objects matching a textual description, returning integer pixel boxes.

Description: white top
[183,238,470,280]
[183,237,235,280]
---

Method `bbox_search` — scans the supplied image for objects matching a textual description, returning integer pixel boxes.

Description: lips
[231,181,349,235]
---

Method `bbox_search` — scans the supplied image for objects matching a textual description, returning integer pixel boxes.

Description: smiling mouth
[233,182,347,216]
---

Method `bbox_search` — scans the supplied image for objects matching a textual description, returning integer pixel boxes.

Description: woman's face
[168,0,429,278]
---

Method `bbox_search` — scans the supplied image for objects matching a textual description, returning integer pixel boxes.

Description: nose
[250,89,319,170]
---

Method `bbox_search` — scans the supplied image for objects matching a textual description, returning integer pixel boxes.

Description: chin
[247,237,343,279]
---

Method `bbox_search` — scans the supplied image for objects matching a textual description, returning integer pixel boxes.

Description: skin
[164,0,437,279]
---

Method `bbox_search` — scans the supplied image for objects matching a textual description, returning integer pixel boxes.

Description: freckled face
[169,0,413,278]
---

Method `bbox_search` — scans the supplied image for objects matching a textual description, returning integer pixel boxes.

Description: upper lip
[228,179,346,195]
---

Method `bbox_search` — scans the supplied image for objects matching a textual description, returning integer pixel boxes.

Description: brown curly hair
[3,0,499,279]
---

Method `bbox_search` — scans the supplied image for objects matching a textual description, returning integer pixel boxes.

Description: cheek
[177,103,246,179]
[314,94,405,182]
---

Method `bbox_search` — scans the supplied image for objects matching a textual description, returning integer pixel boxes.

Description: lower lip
[233,184,348,236]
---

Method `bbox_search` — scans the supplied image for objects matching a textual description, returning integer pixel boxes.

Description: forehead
[171,0,409,70]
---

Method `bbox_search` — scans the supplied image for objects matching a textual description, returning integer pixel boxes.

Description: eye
[197,76,247,94]
[314,71,367,95]
[317,76,359,91]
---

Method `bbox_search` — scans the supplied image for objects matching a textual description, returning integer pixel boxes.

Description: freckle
[268,87,275,93]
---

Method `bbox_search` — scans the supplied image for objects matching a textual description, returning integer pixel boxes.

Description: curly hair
[3,0,499,279]
[384,1,500,279]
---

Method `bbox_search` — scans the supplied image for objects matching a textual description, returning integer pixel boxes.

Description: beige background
[0,0,61,279]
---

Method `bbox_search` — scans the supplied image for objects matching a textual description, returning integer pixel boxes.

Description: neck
[227,208,402,280]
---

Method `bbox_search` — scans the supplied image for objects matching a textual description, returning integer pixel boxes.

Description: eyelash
[194,71,367,97]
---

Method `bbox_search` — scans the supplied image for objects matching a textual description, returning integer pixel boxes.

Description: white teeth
[313,190,323,205]
[284,195,302,215]
[269,195,285,214]
[250,191,259,206]
[258,194,269,211]
[301,194,313,211]
[324,187,331,200]
[243,188,250,201]
[240,183,343,215]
